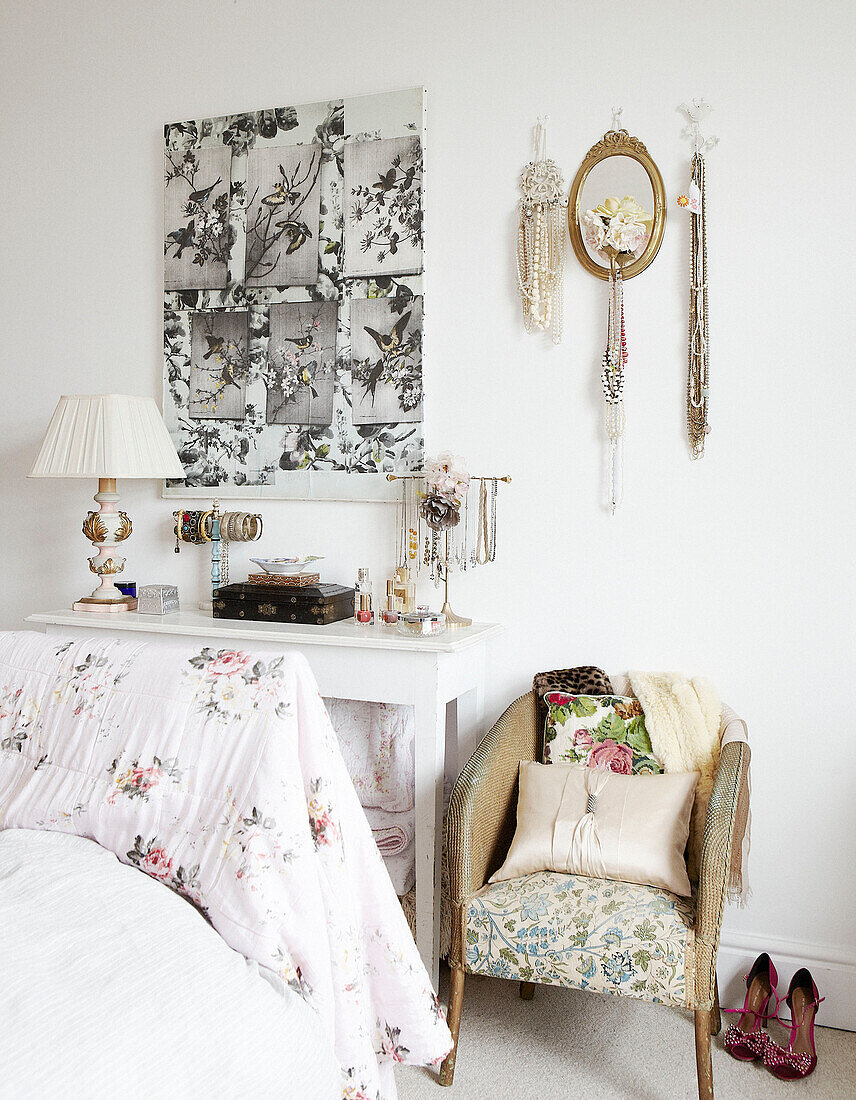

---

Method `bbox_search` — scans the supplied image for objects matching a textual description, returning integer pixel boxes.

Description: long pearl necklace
[516,118,566,344]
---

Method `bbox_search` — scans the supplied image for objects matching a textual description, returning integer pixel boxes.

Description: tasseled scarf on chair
[627,671,751,906]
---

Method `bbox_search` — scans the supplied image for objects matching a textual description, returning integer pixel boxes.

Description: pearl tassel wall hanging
[678,99,718,459]
[516,116,567,344]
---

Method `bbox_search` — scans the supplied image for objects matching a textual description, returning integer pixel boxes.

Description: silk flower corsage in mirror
[583,195,652,258]
[419,451,469,531]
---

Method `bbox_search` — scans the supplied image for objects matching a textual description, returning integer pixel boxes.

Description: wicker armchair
[439,690,749,1100]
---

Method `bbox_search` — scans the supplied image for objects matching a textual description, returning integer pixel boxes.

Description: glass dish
[396,611,447,638]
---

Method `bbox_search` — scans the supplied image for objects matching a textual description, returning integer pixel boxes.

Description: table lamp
[29,394,185,612]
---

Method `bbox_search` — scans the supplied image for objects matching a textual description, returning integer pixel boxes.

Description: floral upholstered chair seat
[464,870,694,1006]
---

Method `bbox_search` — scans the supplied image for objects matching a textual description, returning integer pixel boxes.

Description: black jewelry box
[212,583,354,626]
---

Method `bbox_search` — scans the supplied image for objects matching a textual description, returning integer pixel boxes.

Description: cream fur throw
[628,671,721,884]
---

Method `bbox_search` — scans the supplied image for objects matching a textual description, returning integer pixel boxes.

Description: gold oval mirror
[568,130,666,280]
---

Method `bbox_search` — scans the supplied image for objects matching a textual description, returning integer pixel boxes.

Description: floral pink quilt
[0,631,451,1099]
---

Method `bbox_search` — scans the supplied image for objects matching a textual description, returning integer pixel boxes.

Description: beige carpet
[396,969,856,1099]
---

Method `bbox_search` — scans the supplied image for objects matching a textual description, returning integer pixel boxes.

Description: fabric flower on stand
[419,451,469,531]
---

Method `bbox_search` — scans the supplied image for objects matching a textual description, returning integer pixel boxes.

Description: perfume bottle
[393,565,416,614]
[354,567,374,625]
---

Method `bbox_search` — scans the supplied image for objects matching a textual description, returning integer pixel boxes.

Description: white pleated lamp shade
[29,394,185,479]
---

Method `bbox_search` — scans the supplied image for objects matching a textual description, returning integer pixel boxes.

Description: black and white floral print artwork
[350,295,422,425]
[265,301,337,426]
[164,147,231,290]
[188,311,249,420]
[163,88,426,499]
[245,144,322,286]
[344,136,423,278]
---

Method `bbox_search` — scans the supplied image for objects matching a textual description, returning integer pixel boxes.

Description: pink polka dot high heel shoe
[723,953,778,1062]
[763,968,824,1081]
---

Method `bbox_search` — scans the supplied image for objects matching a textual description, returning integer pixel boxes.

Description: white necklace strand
[516,117,567,345]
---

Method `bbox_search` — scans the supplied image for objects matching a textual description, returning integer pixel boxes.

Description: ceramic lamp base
[73,595,138,613]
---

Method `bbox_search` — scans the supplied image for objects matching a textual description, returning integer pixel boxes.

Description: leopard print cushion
[533,666,614,744]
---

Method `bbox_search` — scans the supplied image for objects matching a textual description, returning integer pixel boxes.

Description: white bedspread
[0,631,451,1099]
[0,828,338,1099]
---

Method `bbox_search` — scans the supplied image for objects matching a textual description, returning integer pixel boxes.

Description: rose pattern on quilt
[543,693,662,775]
[307,777,339,851]
[52,640,134,721]
[0,632,451,1100]
[0,686,38,753]
[221,800,299,887]
[106,755,183,803]
[186,647,292,725]
[126,834,206,910]
[464,871,692,1006]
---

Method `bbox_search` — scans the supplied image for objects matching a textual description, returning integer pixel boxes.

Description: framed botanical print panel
[163,87,426,500]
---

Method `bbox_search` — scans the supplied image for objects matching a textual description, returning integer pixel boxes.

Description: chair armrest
[694,737,749,1007]
[446,691,540,904]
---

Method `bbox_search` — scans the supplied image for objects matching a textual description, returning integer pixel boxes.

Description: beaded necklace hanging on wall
[516,117,567,344]
[602,258,628,512]
[679,99,718,459]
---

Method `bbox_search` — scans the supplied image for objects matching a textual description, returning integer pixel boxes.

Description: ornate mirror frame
[568,129,666,281]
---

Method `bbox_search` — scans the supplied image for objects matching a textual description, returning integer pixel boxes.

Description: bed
[0,631,451,1099]
[0,828,338,1098]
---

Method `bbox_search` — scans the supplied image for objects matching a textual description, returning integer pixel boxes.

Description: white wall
[2,0,854,1022]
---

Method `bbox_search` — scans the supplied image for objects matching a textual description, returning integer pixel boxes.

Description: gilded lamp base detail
[75,478,135,614]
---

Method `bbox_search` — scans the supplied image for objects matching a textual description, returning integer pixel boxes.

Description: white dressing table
[27,608,502,987]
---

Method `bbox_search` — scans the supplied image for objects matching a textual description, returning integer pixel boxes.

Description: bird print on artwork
[202,333,243,392]
[363,311,412,356]
[202,334,225,360]
[275,219,312,255]
[188,177,222,203]
[283,329,315,352]
[262,164,301,208]
[217,357,243,392]
[167,219,195,259]
[361,311,413,402]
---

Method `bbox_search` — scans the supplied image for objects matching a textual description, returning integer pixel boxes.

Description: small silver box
[137,584,180,616]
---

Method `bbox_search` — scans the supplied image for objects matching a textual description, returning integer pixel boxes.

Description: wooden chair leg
[711,979,721,1036]
[439,967,465,1086]
[519,981,535,1000]
[694,1008,714,1100]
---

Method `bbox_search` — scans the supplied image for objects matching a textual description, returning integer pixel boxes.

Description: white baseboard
[717,930,856,1032]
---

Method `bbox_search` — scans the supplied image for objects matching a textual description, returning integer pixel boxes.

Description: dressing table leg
[413,678,447,990]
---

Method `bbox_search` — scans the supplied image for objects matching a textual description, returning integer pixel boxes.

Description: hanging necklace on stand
[516,116,567,344]
[679,99,717,459]
[487,478,498,561]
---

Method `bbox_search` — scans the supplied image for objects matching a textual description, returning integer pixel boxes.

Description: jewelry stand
[172,502,262,610]
[387,473,510,628]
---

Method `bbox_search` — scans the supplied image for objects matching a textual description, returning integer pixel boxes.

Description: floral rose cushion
[543,693,662,775]
[464,870,693,1007]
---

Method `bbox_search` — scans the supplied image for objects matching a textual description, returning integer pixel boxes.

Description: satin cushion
[490,761,698,897]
